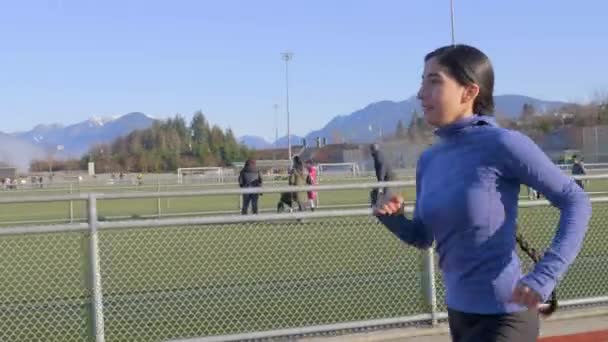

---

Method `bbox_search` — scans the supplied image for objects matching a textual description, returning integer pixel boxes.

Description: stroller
[277,192,305,213]
[277,164,312,213]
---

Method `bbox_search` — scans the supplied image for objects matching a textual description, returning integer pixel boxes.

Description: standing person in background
[305,159,318,211]
[238,159,263,215]
[370,143,397,206]
[571,155,587,190]
[288,156,308,211]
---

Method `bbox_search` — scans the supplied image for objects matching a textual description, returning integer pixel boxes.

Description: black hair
[425,44,495,115]
[369,143,379,154]
[292,155,303,171]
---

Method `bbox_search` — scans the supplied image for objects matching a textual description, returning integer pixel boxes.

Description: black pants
[241,194,259,214]
[370,187,392,207]
[575,179,585,190]
[448,308,539,342]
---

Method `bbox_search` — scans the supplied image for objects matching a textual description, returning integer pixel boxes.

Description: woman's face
[417,57,477,127]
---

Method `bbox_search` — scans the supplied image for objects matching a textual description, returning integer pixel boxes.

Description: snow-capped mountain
[15,112,156,157]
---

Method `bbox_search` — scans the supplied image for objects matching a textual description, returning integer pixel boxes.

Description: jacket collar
[434,114,498,138]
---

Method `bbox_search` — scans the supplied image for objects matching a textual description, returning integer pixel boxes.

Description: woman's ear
[461,83,480,105]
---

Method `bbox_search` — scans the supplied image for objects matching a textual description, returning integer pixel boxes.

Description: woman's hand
[510,283,542,310]
[373,195,405,216]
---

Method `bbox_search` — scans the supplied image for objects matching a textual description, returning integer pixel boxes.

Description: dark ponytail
[425,45,495,115]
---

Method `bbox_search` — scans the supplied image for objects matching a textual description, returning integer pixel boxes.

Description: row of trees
[388,100,608,144]
[391,110,434,144]
[30,99,608,173]
[31,111,252,173]
[500,101,608,141]
[88,111,251,173]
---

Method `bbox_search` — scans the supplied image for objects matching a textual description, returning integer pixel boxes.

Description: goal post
[317,162,360,177]
[177,167,224,184]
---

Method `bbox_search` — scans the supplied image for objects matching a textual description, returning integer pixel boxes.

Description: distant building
[536,126,584,162]
[0,162,17,179]
[343,140,425,172]
[581,126,608,162]
[536,125,608,163]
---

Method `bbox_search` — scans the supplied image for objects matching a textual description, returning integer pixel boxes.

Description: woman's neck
[436,111,475,128]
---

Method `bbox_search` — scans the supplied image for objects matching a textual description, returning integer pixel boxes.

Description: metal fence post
[422,247,438,326]
[69,183,74,223]
[157,182,162,218]
[87,194,106,342]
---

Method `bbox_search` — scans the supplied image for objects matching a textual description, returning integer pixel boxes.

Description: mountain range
[241,94,569,148]
[15,112,156,157]
[1,112,156,170]
[0,132,46,171]
[0,94,568,169]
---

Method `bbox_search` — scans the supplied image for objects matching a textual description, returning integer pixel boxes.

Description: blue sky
[1,0,606,141]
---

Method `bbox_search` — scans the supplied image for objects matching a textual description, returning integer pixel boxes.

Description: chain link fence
[0,189,607,341]
[4,175,608,227]
[98,216,424,341]
[518,201,608,301]
[0,231,90,341]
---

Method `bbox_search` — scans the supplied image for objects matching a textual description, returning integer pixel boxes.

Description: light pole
[369,124,383,141]
[273,104,279,162]
[48,144,64,175]
[281,51,293,163]
[273,104,279,147]
[450,0,456,45]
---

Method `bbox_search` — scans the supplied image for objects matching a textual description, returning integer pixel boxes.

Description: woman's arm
[499,130,592,302]
[376,214,433,249]
[376,160,433,249]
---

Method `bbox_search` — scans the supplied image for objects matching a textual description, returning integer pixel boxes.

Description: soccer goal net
[317,162,360,177]
[177,167,224,184]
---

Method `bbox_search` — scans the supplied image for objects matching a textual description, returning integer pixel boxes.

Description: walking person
[305,159,318,211]
[288,156,308,212]
[374,45,592,342]
[571,155,587,190]
[370,143,397,207]
[238,159,263,215]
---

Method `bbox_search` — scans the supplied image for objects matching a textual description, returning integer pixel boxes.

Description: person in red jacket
[306,159,318,211]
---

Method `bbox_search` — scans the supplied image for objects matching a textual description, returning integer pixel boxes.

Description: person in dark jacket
[370,144,396,206]
[238,159,263,214]
[571,155,587,189]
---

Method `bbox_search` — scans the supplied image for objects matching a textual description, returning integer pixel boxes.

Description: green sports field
[0,177,607,341]
[1,175,608,225]
[0,176,409,225]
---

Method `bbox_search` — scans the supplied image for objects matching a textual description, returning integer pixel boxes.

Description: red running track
[539,329,608,342]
